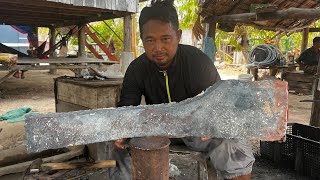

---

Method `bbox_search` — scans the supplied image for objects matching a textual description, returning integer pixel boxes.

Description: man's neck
[311,46,319,53]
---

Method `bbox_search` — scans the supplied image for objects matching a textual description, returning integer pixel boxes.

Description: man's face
[314,41,320,49]
[141,20,182,70]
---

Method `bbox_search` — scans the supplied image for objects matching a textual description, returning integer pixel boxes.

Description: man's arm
[190,52,221,94]
[295,50,307,65]
[116,62,143,148]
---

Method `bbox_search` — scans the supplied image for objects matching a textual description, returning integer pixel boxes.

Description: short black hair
[139,0,179,37]
[313,37,320,44]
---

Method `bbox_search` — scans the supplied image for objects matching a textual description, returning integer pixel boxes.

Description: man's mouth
[154,54,166,60]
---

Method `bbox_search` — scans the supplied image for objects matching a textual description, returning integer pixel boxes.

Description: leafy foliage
[88,19,124,58]
[176,0,198,30]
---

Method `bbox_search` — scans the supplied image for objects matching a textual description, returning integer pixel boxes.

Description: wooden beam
[301,28,309,52]
[203,8,320,24]
[309,28,320,32]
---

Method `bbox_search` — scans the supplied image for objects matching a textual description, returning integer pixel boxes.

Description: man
[295,37,320,74]
[114,1,255,179]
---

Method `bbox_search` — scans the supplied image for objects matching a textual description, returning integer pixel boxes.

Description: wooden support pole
[301,28,309,52]
[78,24,86,58]
[121,14,134,73]
[132,14,137,58]
[34,27,39,48]
[310,78,320,127]
[208,23,216,40]
[124,14,133,52]
[310,60,320,127]
[49,26,57,74]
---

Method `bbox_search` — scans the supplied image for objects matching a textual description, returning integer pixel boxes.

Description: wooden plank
[0,70,16,84]
[40,160,116,171]
[0,64,114,71]
[285,71,315,83]
[56,78,123,88]
[287,81,313,89]
[288,88,312,95]
[57,81,98,109]
[0,146,85,176]
[97,86,121,108]
[17,57,111,64]
[56,100,89,113]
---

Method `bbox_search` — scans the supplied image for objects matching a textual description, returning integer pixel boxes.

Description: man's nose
[154,40,163,51]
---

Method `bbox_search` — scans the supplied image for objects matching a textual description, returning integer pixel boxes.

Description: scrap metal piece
[130,137,170,180]
[26,80,288,153]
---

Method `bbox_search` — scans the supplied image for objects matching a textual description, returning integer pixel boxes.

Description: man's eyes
[145,39,154,43]
[144,37,172,44]
[162,37,171,42]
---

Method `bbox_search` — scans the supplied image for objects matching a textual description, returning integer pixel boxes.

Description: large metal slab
[26,80,288,153]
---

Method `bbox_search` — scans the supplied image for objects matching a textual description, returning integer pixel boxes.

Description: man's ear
[177,29,182,42]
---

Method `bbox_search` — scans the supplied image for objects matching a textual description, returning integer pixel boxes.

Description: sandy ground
[0,66,315,179]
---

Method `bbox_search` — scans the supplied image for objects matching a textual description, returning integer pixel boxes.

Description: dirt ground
[0,66,315,179]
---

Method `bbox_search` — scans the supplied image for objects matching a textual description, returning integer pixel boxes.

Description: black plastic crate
[260,123,320,178]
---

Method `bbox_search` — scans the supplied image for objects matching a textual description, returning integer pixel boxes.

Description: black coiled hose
[248,44,281,66]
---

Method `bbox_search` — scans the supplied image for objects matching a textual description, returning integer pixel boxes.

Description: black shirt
[295,47,320,65]
[117,44,220,107]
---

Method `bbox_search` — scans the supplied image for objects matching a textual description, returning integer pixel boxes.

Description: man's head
[139,0,182,70]
[313,37,320,49]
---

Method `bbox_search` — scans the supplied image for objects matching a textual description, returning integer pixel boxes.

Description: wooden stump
[310,78,320,127]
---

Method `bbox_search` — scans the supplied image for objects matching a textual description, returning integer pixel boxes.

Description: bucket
[238,74,254,81]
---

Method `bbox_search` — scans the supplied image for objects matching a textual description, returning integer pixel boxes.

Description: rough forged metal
[25,80,288,153]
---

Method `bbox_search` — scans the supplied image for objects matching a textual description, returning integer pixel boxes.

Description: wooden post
[310,79,320,127]
[121,14,134,73]
[208,23,216,40]
[78,24,86,58]
[34,27,39,48]
[310,59,320,127]
[132,14,137,58]
[301,28,309,52]
[49,26,57,74]
[124,14,133,52]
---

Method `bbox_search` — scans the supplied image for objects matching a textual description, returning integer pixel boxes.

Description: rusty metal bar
[25,80,288,153]
[130,137,170,180]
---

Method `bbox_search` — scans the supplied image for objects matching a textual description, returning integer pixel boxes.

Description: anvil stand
[130,137,170,180]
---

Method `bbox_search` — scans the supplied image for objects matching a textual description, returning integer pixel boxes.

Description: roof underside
[0,0,138,27]
[199,0,320,32]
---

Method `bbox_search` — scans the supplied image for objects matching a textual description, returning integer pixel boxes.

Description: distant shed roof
[0,0,138,27]
[197,0,320,32]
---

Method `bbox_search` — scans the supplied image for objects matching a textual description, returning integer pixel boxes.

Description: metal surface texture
[25,80,288,153]
[130,137,170,180]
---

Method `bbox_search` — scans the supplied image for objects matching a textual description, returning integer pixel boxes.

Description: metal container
[130,137,170,180]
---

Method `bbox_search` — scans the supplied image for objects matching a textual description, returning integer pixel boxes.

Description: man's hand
[115,138,127,149]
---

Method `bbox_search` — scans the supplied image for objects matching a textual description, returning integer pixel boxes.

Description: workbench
[0,57,117,84]
[247,64,298,81]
